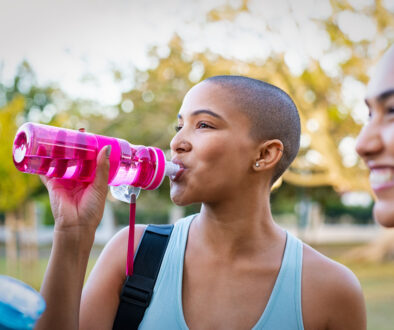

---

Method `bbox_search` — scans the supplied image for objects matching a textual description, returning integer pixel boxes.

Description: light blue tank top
[139,215,304,330]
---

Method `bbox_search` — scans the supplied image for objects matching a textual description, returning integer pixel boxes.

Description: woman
[356,45,394,228]
[36,76,366,329]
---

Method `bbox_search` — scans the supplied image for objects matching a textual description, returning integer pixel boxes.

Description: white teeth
[370,169,394,186]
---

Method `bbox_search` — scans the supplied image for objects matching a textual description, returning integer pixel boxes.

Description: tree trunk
[5,202,40,288]
[5,210,19,277]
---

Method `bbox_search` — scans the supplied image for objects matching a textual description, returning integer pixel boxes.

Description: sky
[1,0,391,106]
[0,0,237,104]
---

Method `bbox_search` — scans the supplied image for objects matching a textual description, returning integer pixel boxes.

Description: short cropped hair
[205,75,300,184]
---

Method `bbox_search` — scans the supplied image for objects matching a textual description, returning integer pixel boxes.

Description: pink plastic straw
[126,195,136,276]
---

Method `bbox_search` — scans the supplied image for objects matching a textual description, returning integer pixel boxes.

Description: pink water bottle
[12,122,180,190]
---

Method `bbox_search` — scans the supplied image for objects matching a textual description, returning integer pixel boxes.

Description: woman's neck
[191,190,284,258]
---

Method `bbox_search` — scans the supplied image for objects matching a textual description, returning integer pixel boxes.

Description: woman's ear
[253,139,284,171]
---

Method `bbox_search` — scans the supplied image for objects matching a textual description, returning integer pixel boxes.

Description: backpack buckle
[120,274,155,307]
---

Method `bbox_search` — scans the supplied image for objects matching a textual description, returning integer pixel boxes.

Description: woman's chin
[170,187,189,206]
[171,196,193,207]
[170,187,201,207]
[373,200,394,228]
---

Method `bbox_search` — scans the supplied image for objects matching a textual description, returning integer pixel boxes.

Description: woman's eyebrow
[377,89,394,102]
[365,89,394,106]
[177,109,224,120]
[191,109,223,119]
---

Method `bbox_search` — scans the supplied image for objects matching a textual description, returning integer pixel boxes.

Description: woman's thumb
[92,145,111,192]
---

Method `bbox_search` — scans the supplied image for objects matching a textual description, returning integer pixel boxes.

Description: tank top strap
[154,214,195,292]
[253,231,304,330]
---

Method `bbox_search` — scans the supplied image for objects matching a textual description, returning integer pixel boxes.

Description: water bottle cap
[142,147,166,190]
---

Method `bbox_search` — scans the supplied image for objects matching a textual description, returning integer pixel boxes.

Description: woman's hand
[40,145,111,236]
[35,146,112,330]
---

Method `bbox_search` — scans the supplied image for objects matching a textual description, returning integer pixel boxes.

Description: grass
[343,261,394,330]
[311,243,394,330]
[1,246,394,329]
[0,257,98,290]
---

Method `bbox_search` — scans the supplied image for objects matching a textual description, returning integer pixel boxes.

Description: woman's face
[169,81,259,206]
[356,50,394,227]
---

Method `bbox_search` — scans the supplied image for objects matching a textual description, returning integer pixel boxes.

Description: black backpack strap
[113,224,174,330]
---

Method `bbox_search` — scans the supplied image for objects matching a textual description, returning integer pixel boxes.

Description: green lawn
[0,257,97,290]
[1,252,394,329]
[344,261,394,330]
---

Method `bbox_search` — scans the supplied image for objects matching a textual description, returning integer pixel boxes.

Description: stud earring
[255,162,260,167]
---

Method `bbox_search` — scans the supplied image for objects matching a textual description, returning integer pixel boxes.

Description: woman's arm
[35,146,111,330]
[79,224,146,330]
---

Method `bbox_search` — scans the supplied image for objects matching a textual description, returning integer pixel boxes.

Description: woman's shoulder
[302,243,361,290]
[115,224,147,246]
[301,243,366,329]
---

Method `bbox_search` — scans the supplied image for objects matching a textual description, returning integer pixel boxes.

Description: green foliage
[0,62,60,213]
[34,194,55,226]
[0,96,40,211]
[0,62,99,213]
[271,182,373,224]
[100,37,194,149]
[2,62,55,121]
[324,202,373,224]
[113,203,169,226]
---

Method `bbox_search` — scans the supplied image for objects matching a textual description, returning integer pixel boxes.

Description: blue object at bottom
[0,275,45,330]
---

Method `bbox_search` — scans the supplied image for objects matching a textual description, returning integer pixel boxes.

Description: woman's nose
[170,131,192,154]
[356,122,384,159]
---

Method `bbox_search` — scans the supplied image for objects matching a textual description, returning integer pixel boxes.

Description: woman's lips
[170,159,185,182]
[369,168,394,191]
[171,167,185,181]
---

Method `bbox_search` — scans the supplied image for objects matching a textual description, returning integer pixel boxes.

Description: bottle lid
[142,147,167,190]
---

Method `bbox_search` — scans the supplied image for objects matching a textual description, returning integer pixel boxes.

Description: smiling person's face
[169,81,259,206]
[356,46,394,227]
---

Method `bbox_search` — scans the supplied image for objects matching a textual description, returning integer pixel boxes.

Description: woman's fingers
[39,174,49,187]
[91,145,111,194]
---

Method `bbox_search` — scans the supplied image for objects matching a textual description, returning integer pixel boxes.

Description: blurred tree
[0,61,114,280]
[204,0,394,259]
[102,0,394,257]
[105,32,372,208]
[204,0,393,192]
[0,96,40,211]
[0,61,104,219]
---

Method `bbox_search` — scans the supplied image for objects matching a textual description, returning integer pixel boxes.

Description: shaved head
[204,75,300,183]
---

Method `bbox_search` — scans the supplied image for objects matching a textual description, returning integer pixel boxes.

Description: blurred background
[0,0,393,328]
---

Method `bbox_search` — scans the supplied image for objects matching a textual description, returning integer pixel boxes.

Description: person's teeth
[370,169,393,185]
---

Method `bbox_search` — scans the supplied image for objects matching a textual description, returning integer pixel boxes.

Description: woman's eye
[197,122,213,129]
[387,107,394,114]
[174,125,182,132]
